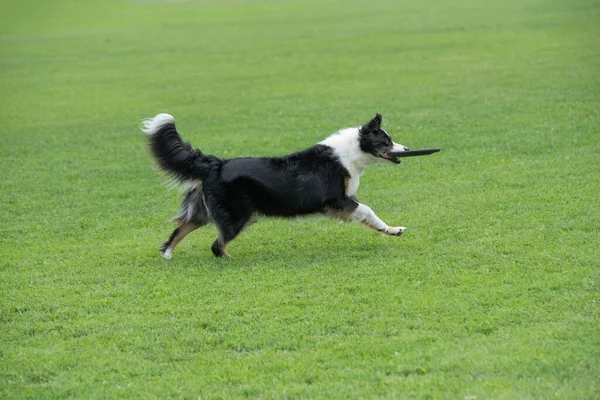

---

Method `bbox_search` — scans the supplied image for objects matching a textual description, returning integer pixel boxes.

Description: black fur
[161,227,180,253]
[359,113,401,160]
[147,120,221,182]
[147,122,361,256]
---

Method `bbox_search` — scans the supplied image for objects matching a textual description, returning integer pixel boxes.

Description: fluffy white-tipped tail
[142,113,214,183]
[141,113,175,136]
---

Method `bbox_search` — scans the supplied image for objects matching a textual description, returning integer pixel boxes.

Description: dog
[141,113,409,259]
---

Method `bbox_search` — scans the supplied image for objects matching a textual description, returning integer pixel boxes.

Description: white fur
[391,142,407,153]
[140,113,174,136]
[319,127,374,196]
[320,127,408,196]
[351,204,386,230]
[350,204,406,235]
[162,248,173,260]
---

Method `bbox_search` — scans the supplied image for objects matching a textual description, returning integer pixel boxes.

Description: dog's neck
[320,127,376,178]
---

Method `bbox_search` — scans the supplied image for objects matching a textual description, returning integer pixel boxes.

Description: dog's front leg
[350,203,406,236]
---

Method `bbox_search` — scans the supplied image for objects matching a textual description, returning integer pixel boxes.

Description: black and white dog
[141,113,409,259]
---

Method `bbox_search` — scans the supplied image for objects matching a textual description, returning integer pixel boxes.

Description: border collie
[141,113,409,259]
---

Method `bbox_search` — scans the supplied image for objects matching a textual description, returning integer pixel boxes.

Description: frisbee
[390,148,441,157]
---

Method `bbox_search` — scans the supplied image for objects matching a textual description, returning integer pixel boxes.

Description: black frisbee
[390,148,441,157]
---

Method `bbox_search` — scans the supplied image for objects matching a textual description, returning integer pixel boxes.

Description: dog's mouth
[378,150,400,164]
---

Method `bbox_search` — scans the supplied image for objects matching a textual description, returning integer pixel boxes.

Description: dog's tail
[141,113,215,183]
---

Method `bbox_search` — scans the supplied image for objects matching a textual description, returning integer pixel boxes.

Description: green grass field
[1,0,599,398]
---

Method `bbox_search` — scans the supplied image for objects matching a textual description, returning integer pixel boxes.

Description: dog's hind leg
[210,236,229,258]
[160,222,200,260]
[160,187,211,260]
[210,213,253,257]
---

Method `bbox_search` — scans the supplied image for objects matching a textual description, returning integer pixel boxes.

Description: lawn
[1,0,599,398]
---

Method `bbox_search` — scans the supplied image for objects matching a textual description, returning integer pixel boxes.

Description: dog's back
[216,146,349,217]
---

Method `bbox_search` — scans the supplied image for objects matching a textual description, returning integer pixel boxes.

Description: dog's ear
[360,113,382,133]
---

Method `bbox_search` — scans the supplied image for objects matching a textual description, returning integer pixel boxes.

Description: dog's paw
[387,226,406,236]
[161,249,173,260]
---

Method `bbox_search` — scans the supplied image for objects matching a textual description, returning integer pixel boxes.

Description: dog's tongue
[380,151,400,163]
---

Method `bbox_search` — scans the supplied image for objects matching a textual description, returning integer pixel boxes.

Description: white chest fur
[345,169,362,196]
[319,127,375,198]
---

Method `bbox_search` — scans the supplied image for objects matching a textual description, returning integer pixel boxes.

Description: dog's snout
[404,147,410,151]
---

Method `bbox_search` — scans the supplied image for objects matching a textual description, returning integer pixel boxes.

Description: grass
[1,0,599,398]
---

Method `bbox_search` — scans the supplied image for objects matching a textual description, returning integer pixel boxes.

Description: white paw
[387,226,406,236]
[161,249,172,260]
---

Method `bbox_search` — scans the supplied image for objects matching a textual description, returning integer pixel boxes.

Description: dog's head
[358,114,408,164]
